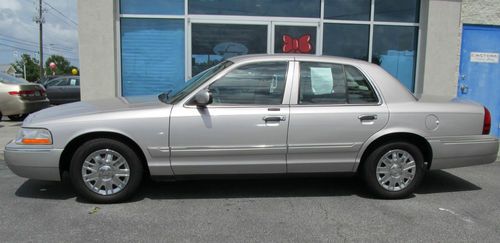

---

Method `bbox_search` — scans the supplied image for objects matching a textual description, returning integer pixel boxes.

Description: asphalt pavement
[1,118,500,242]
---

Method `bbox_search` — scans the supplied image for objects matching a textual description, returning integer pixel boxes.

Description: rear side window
[299,62,378,104]
[345,65,378,104]
[299,62,347,104]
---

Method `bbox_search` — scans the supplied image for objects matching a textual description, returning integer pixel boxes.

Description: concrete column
[78,0,118,100]
[417,0,462,100]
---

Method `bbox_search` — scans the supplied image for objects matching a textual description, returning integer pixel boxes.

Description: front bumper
[429,135,499,170]
[1,98,50,116]
[4,141,62,181]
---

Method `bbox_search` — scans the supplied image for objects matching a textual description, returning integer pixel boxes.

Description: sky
[0,0,79,67]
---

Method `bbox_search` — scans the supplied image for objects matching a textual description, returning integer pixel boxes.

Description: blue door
[458,25,500,137]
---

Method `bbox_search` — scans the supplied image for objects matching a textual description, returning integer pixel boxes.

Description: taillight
[8,90,36,97]
[483,107,491,135]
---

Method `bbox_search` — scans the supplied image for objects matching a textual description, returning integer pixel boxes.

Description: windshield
[0,72,29,84]
[159,61,233,104]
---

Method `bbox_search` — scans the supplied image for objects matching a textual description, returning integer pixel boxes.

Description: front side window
[209,62,288,105]
[299,62,378,105]
[46,78,69,87]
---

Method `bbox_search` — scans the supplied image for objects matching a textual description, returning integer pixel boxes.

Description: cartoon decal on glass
[282,34,312,53]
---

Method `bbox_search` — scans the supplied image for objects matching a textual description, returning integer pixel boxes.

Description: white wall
[78,0,117,100]
[462,0,500,25]
[417,0,462,100]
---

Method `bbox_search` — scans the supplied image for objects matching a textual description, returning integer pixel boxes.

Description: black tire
[361,141,425,199]
[69,138,143,203]
[8,114,28,121]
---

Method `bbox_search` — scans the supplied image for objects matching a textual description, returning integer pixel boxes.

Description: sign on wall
[470,52,499,63]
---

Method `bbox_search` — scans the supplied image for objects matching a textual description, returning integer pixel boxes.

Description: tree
[45,55,72,76]
[12,54,40,82]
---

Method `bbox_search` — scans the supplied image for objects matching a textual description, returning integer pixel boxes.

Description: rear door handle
[358,114,377,121]
[263,116,286,122]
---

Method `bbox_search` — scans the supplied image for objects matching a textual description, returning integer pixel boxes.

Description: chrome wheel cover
[376,149,416,192]
[81,149,130,196]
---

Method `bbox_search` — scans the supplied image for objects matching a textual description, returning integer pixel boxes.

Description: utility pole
[34,0,45,79]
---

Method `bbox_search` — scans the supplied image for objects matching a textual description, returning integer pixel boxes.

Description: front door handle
[263,116,286,122]
[358,114,377,121]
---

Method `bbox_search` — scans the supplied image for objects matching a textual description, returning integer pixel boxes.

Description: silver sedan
[4,55,499,203]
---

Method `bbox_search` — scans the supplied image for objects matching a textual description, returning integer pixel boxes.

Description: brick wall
[462,0,500,25]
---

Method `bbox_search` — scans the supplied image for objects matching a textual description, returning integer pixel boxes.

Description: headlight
[15,128,53,145]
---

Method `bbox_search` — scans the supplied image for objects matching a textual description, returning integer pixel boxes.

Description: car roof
[227,54,371,67]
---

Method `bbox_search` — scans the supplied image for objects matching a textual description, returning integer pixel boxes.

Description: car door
[287,61,389,173]
[46,78,69,104]
[169,60,294,175]
[66,77,81,103]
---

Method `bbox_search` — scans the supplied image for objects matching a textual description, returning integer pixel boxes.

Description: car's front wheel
[361,142,425,199]
[69,138,143,203]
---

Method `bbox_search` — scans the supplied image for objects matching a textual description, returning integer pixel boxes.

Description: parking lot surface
[1,118,499,242]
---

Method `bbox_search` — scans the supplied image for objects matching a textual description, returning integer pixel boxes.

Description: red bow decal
[282,34,312,53]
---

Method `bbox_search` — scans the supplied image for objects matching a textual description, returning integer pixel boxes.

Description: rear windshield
[0,73,29,84]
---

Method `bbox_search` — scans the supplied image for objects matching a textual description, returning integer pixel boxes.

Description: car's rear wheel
[8,114,28,121]
[69,138,143,203]
[361,142,425,199]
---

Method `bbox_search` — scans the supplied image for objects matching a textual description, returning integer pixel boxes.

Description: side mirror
[193,89,212,107]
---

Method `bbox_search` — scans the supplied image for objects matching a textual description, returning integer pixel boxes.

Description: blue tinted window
[324,0,371,21]
[323,24,369,60]
[121,19,185,96]
[191,24,267,76]
[372,25,418,91]
[120,0,184,15]
[189,0,320,18]
[375,0,420,23]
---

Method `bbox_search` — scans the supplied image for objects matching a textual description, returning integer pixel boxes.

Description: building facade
[78,1,499,136]
[79,0,467,99]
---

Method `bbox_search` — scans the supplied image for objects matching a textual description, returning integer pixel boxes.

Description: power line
[0,36,75,52]
[0,42,79,59]
[0,34,74,51]
[46,10,77,28]
[0,43,36,53]
[44,1,78,26]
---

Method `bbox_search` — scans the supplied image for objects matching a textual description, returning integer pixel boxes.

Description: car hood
[24,95,170,125]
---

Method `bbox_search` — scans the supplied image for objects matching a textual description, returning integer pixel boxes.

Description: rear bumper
[428,135,499,170]
[4,141,62,181]
[1,98,50,116]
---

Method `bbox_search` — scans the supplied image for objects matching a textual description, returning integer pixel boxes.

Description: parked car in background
[0,72,49,121]
[44,76,80,105]
[4,55,499,203]
[36,75,61,86]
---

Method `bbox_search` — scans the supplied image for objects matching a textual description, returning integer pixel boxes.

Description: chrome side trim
[147,146,170,157]
[428,135,498,144]
[171,145,287,156]
[172,145,286,150]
